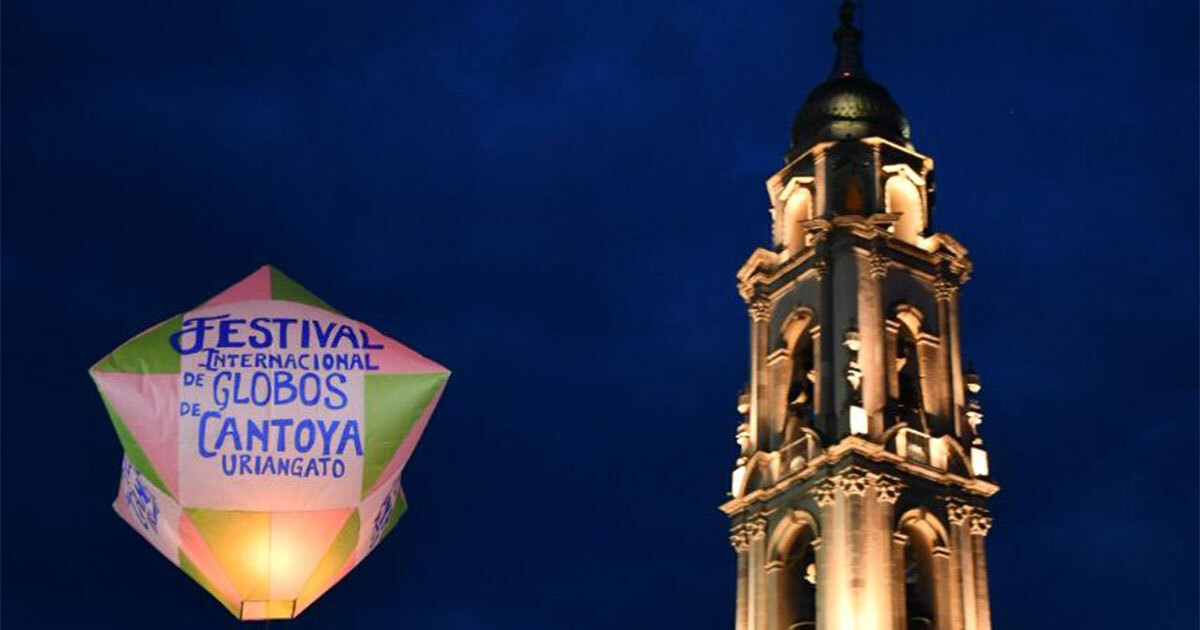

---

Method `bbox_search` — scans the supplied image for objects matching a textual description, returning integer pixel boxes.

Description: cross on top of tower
[831,0,865,79]
[787,0,911,159]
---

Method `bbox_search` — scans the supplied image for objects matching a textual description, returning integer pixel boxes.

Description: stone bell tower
[720,3,999,629]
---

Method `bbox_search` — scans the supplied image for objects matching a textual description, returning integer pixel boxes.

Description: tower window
[779,528,818,629]
[895,330,925,428]
[784,332,816,445]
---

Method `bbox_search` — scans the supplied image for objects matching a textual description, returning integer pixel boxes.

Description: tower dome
[788,1,911,157]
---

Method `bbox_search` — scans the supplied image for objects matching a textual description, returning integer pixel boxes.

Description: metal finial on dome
[785,0,911,159]
[831,1,866,79]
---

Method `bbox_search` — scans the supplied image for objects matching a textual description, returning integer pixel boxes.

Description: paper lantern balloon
[89,266,448,620]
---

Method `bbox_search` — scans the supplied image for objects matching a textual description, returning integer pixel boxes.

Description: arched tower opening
[783,186,814,256]
[772,515,820,630]
[885,175,925,243]
[896,512,946,630]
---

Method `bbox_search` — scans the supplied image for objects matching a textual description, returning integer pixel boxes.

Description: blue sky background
[3,1,1197,628]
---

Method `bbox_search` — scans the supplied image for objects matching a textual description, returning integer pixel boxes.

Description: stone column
[732,526,751,630]
[933,277,960,434]
[891,531,908,630]
[812,480,840,630]
[748,516,770,630]
[871,475,902,628]
[749,297,773,451]
[813,468,893,629]
[945,501,973,630]
[969,510,994,630]
[764,557,784,630]
[946,289,966,436]
[860,245,890,437]
[931,545,959,630]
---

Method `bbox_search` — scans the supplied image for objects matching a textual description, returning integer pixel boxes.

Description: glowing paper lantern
[89,266,448,619]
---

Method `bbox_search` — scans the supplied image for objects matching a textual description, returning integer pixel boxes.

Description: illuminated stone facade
[720,4,998,629]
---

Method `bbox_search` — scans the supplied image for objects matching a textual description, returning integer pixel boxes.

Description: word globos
[89,266,449,620]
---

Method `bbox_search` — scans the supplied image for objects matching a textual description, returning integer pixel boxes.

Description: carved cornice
[719,437,1000,516]
[810,468,903,507]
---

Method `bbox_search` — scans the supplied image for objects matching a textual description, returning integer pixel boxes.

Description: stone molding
[944,499,994,537]
[970,509,993,537]
[868,250,890,280]
[749,296,772,322]
[729,514,769,550]
[809,468,905,507]
[933,276,958,302]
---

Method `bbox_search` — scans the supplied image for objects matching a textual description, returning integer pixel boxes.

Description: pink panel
[363,324,448,375]
[178,513,243,604]
[365,383,445,496]
[203,265,272,307]
[93,371,179,495]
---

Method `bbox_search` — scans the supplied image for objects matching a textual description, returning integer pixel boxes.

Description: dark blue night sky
[2,1,1197,628]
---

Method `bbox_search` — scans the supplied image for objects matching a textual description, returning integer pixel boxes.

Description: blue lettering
[217,318,247,348]
[198,411,220,458]
[338,420,363,456]
[270,418,294,450]
[295,419,316,453]
[214,416,242,451]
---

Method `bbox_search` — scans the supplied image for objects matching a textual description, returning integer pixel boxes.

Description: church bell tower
[720,3,999,629]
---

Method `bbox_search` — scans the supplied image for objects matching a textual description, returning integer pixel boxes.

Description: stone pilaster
[749,297,772,450]
[933,276,960,433]
[810,468,900,630]
[969,510,993,630]
[731,526,751,630]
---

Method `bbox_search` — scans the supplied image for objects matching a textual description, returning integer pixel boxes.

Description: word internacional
[89,265,449,620]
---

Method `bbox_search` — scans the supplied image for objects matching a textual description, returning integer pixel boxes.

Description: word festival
[176,312,375,481]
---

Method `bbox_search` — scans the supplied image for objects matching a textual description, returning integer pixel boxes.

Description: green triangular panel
[184,509,271,601]
[92,314,183,373]
[180,550,239,616]
[361,372,448,495]
[269,267,338,313]
[99,391,172,497]
[295,510,360,612]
